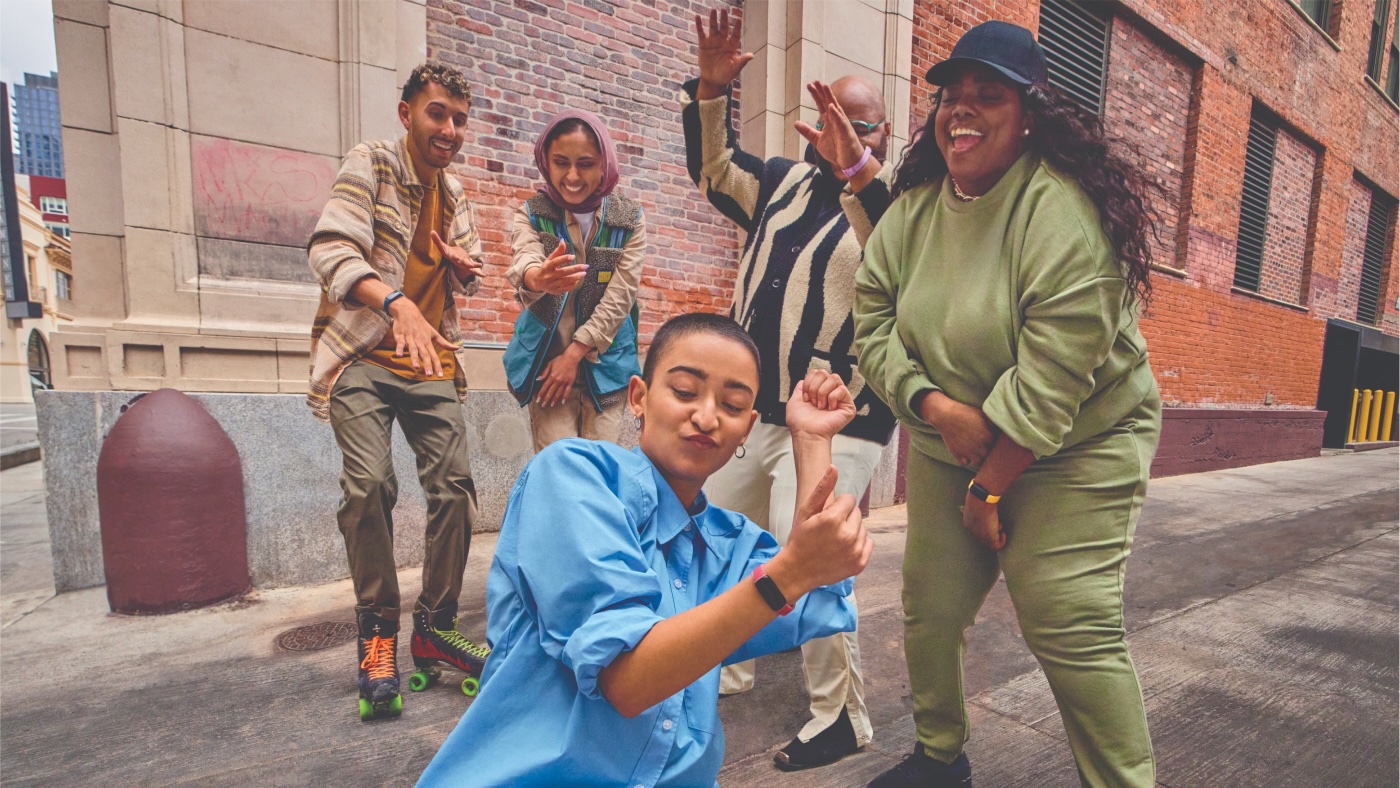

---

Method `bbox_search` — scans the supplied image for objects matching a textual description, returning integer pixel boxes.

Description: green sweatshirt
[854,152,1158,462]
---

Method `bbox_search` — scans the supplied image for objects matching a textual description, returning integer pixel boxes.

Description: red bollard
[97,388,250,613]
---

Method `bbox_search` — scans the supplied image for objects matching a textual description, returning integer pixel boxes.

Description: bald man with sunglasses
[682,8,899,773]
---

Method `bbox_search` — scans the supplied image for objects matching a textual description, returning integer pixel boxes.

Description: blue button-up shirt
[418,440,856,787]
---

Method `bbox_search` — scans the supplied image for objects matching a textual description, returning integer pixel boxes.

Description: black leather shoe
[867,744,971,787]
[773,707,861,771]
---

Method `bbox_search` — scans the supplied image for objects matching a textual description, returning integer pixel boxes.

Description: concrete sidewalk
[1,450,1396,787]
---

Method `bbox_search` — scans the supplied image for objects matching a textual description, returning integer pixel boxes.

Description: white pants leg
[705,420,883,746]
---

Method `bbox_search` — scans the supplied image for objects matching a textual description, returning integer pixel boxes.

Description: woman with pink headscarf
[503,109,648,451]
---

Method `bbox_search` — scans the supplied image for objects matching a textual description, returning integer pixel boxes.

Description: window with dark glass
[1296,0,1335,33]
[1369,0,1393,83]
[1039,0,1110,116]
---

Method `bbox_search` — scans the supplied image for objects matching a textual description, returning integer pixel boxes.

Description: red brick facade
[427,0,744,346]
[429,0,1397,431]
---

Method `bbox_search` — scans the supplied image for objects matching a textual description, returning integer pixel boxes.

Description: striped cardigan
[682,80,897,444]
[305,136,482,421]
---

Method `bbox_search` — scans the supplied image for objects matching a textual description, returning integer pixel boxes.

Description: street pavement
[0,402,38,452]
[0,449,1395,787]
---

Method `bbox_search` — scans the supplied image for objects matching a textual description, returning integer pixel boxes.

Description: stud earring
[1023,128,1031,137]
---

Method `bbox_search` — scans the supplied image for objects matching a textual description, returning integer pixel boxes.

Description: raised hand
[786,369,856,440]
[695,8,754,93]
[431,230,483,282]
[774,466,872,595]
[523,241,587,295]
[793,81,866,176]
[389,298,458,378]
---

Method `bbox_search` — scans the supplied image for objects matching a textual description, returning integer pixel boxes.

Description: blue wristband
[382,290,405,315]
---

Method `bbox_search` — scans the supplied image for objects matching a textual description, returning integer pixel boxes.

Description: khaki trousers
[329,361,478,623]
[705,420,883,746]
[904,393,1160,787]
[527,386,627,452]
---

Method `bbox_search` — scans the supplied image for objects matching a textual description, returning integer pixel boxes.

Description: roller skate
[409,609,490,697]
[356,614,402,721]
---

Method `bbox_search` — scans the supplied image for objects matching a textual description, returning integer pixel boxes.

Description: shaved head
[811,75,891,173]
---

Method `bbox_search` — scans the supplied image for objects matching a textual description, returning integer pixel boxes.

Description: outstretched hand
[430,230,483,282]
[523,241,587,295]
[793,81,867,176]
[786,369,856,440]
[695,8,753,93]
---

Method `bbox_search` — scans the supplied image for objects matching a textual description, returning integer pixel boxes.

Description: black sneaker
[773,706,861,771]
[867,744,971,787]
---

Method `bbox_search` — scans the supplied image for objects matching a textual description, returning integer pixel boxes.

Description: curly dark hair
[401,62,473,104]
[893,83,1160,306]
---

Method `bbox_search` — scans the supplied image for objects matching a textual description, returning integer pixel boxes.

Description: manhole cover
[275,621,358,652]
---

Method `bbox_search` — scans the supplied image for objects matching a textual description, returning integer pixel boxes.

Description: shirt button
[770,278,781,288]
[790,245,801,253]
[683,523,692,532]
[673,578,684,589]
[662,718,673,731]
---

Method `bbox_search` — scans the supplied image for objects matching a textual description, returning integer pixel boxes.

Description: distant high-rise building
[12,72,62,178]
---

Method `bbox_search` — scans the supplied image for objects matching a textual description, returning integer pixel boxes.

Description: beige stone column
[738,0,913,165]
[49,0,427,394]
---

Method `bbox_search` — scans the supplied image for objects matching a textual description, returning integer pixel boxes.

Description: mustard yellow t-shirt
[364,165,457,381]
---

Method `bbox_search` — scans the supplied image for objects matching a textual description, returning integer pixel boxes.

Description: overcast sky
[1,0,59,89]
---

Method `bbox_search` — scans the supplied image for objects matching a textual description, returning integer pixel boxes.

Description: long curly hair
[893,83,1160,307]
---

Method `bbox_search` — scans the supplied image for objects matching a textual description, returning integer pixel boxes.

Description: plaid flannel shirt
[306,136,482,421]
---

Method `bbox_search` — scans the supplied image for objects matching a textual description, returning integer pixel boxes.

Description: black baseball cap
[924,20,1049,87]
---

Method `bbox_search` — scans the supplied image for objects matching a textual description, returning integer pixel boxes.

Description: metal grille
[275,621,359,652]
[1357,189,1396,324]
[1233,113,1279,292]
[1040,0,1110,116]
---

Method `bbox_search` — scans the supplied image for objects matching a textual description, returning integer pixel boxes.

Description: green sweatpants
[903,392,1160,787]
[329,360,478,623]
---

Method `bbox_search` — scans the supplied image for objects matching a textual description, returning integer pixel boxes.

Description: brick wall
[1257,128,1317,305]
[1332,179,1374,320]
[1102,16,1191,271]
[426,0,744,345]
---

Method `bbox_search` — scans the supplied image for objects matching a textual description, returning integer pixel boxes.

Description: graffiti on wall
[192,137,337,249]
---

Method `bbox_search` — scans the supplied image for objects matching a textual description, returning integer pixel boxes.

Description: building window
[1295,0,1336,34]
[39,196,66,215]
[1234,112,1279,292]
[54,270,72,301]
[45,223,69,239]
[1039,0,1111,116]
[1388,8,1400,101]
[1357,187,1397,324]
[1369,0,1393,83]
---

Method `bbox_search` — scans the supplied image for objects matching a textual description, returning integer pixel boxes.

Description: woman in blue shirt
[420,313,873,787]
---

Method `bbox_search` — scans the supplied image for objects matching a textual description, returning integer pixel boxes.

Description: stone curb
[0,443,41,471]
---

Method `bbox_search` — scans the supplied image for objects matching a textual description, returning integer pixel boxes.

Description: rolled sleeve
[854,206,940,427]
[309,144,380,308]
[509,445,666,700]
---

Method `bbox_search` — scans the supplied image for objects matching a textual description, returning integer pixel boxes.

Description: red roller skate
[408,609,489,697]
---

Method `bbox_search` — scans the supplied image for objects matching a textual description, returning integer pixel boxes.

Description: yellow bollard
[1382,391,1397,442]
[1368,390,1385,441]
[1348,389,1360,443]
[1355,390,1373,443]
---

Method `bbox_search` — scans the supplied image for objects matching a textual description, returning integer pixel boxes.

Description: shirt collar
[634,446,742,552]
[395,135,425,190]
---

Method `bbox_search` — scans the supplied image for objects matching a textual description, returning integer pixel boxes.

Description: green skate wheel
[359,698,373,721]
[409,671,431,692]
[389,694,403,716]
[461,676,479,697]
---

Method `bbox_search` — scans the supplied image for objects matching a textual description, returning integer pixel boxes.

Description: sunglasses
[815,118,885,135]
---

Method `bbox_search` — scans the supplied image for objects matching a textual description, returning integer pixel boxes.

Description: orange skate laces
[360,635,397,680]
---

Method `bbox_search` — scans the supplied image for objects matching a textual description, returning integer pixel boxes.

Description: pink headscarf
[533,108,620,214]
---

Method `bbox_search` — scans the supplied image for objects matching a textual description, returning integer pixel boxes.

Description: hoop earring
[734,444,747,459]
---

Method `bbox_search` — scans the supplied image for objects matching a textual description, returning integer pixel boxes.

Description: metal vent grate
[1040,0,1110,116]
[1233,113,1279,292]
[1357,188,1396,324]
[275,621,359,652]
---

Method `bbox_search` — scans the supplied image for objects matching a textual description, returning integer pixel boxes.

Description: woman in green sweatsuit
[854,22,1162,788]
